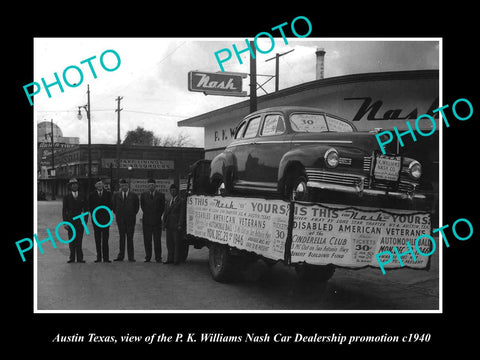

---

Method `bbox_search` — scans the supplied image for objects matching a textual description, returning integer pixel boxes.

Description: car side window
[261,114,285,136]
[325,115,354,132]
[290,113,328,132]
[234,121,247,139]
[243,116,261,139]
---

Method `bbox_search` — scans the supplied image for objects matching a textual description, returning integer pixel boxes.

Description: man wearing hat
[140,179,165,262]
[162,183,186,265]
[112,179,139,261]
[89,179,113,263]
[62,178,88,263]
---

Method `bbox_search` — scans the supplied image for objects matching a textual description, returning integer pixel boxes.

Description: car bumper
[306,179,426,200]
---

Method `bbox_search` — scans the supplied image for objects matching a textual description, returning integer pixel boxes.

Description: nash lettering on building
[188,71,247,97]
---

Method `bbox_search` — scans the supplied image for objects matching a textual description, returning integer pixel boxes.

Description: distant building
[39,144,204,199]
[37,121,79,179]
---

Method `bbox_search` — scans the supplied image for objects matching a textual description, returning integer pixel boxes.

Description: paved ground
[36,200,439,311]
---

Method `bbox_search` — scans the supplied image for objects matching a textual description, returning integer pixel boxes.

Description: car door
[232,115,262,183]
[250,113,293,187]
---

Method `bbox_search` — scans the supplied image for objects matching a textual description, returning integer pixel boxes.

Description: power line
[37,109,113,113]
[123,110,186,118]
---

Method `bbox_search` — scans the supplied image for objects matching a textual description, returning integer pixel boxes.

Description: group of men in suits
[62,177,186,265]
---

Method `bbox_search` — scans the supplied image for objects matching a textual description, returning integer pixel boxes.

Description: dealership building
[179,62,439,216]
[179,69,439,161]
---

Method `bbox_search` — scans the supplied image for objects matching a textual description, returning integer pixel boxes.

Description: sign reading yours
[186,195,433,270]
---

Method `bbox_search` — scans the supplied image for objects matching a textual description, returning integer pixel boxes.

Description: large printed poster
[291,203,432,269]
[186,196,288,261]
[186,196,432,269]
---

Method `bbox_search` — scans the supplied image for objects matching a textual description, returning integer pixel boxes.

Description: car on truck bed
[209,106,433,211]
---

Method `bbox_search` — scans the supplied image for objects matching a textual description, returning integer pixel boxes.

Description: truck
[181,159,336,283]
[180,158,433,284]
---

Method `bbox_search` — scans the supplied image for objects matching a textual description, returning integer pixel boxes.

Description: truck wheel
[208,243,235,283]
[295,263,335,283]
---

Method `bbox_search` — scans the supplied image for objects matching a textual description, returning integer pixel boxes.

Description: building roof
[177,69,439,128]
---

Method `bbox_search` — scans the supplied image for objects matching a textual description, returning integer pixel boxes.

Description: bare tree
[123,126,192,147]
[154,132,192,147]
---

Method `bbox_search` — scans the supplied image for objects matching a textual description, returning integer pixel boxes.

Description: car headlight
[408,160,422,179]
[324,148,339,168]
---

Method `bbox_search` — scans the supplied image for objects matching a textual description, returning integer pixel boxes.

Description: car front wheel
[289,174,309,201]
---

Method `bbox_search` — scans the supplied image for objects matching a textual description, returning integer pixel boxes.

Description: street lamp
[77,84,92,193]
[45,118,56,200]
[127,166,133,184]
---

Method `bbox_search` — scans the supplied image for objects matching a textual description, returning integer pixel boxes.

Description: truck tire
[295,263,335,283]
[208,243,236,283]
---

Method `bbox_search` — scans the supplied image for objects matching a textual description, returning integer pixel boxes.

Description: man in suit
[62,178,88,263]
[140,178,165,263]
[89,179,113,263]
[162,183,186,265]
[112,179,139,262]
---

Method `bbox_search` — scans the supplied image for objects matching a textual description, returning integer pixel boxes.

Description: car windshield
[290,113,328,132]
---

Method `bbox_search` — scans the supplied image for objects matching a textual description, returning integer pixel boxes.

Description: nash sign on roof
[188,71,247,97]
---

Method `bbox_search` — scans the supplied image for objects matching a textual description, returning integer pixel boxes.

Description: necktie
[150,191,154,199]
[73,192,77,199]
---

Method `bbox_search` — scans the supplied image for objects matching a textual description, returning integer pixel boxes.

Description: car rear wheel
[210,169,233,196]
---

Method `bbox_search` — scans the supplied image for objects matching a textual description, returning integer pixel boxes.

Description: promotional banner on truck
[186,195,432,270]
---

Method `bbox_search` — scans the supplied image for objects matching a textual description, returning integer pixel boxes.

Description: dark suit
[89,190,113,261]
[62,191,88,262]
[112,190,139,260]
[140,190,165,262]
[163,195,186,263]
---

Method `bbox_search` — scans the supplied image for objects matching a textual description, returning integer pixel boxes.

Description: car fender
[210,150,235,180]
[277,145,331,190]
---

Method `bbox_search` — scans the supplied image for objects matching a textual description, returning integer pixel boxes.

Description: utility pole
[249,40,257,113]
[76,84,92,192]
[115,96,123,190]
[50,119,56,200]
[265,49,295,92]
[87,84,91,193]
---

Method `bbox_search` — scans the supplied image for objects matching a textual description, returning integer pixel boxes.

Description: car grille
[305,169,363,186]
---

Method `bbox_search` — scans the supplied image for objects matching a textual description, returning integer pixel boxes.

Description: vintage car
[210,106,432,209]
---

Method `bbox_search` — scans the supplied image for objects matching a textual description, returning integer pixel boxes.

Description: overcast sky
[34,38,439,147]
